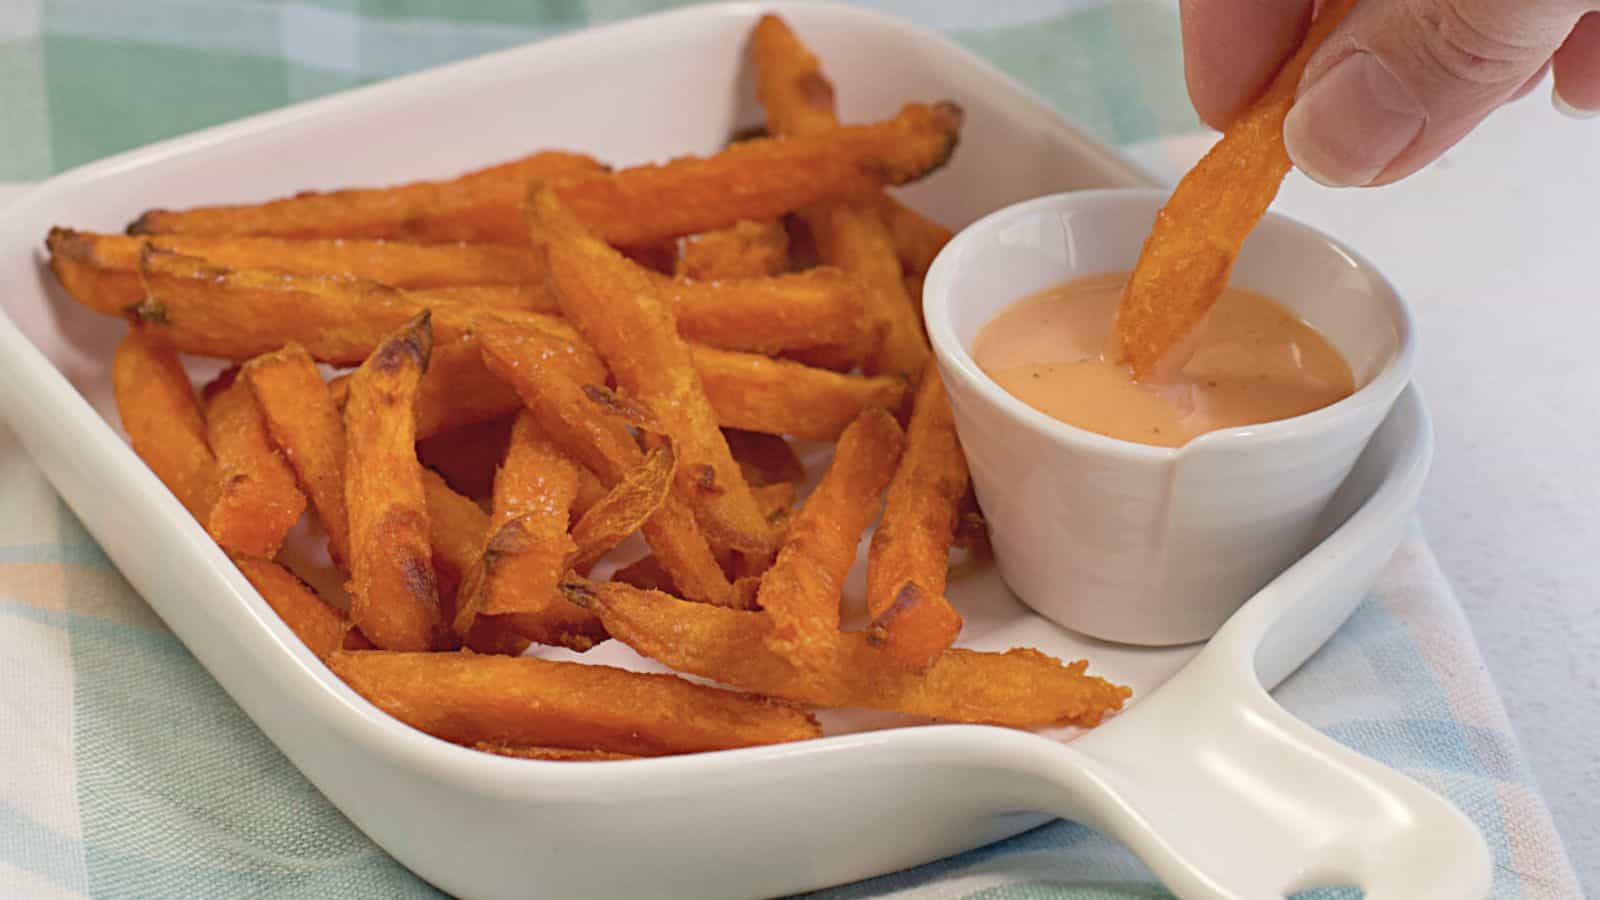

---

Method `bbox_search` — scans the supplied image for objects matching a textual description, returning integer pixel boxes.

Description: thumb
[1285,0,1582,186]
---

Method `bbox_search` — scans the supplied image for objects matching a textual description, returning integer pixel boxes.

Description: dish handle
[1023,643,1491,899]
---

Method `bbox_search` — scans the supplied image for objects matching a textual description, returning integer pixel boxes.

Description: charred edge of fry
[866,101,963,184]
[582,384,661,433]
[726,124,769,145]
[374,310,434,373]
[693,464,723,496]
[561,576,598,610]
[866,582,922,646]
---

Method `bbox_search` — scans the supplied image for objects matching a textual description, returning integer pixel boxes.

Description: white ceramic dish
[0,3,1489,898]
[926,189,1415,646]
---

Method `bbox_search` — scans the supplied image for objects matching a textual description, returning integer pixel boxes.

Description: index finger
[1182,0,1314,128]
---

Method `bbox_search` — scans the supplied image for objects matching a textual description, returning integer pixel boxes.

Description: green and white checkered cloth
[0,2,1582,898]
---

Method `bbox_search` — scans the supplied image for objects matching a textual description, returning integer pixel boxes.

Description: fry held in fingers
[341,313,444,651]
[1111,0,1356,379]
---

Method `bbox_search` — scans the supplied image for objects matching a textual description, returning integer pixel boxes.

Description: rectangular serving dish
[0,4,1480,898]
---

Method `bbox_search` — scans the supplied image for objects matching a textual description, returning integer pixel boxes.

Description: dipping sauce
[974,274,1354,448]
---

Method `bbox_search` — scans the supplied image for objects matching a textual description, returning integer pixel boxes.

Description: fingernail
[1552,84,1599,120]
[1285,52,1426,187]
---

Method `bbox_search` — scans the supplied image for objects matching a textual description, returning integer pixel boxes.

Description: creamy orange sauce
[974,274,1354,448]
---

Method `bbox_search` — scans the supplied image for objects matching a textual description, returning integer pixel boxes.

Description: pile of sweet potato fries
[47,15,1132,759]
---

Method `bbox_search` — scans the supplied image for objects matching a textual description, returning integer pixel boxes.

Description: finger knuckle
[1403,0,1536,86]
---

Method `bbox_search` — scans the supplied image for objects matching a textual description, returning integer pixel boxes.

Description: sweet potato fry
[341,313,443,651]
[752,14,929,379]
[204,374,307,557]
[473,743,636,762]
[611,554,679,596]
[112,328,218,520]
[676,219,789,280]
[863,195,952,277]
[128,150,605,241]
[752,482,798,530]
[568,580,1130,728]
[51,231,864,356]
[233,556,353,660]
[46,228,540,314]
[477,323,733,607]
[132,247,587,368]
[761,409,902,667]
[805,198,928,379]
[453,412,600,651]
[328,651,821,755]
[419,468,487,611]
[691,345,906,441]
[571,445,676,573]
[1111,0,1355,378]
[242,344,351,566]
[552,103,961,246]
[416,415,514,501]
[664,267,867,355]
[527,186,774,559]
[867,366,969,668]
[724,429,805,487]
[132,107,957,246]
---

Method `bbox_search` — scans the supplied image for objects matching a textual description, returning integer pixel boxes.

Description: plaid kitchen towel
[0,2,1582,898]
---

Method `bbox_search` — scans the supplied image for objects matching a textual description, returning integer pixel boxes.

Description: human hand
[1180,0,1600,186]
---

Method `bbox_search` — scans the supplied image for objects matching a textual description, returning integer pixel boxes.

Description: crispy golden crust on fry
[132,247,586,368]
[472,743,636,762]
[477,324,734,607]
[570,580,1129,728]
[862,195,952,278]
[690,345,906,441]
[129,106,957,246]
[805,200,928,379]
[552,103,961,247]
[342,313,443,651]
[47,228,540,315]
[419,467,488,624]
[454,412,600,652]
[866,366,968,668]
[242,344,352,567]
[676,219,789,280]
[128,151,605,241]
[760,409,903,668]
[112,328,218,520]
[205,376,307,558]
[571,444,676,573]
[1112,0,1355,378]
[50,229,864,357]
[527,186,775,559]
[751,14,839,137]
[233,556,352,660]
[328,650,821,755]
[752,14,929,380]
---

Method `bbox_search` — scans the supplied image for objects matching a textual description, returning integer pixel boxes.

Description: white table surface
[4,88,1595,887]
[1127,86,1599,888]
